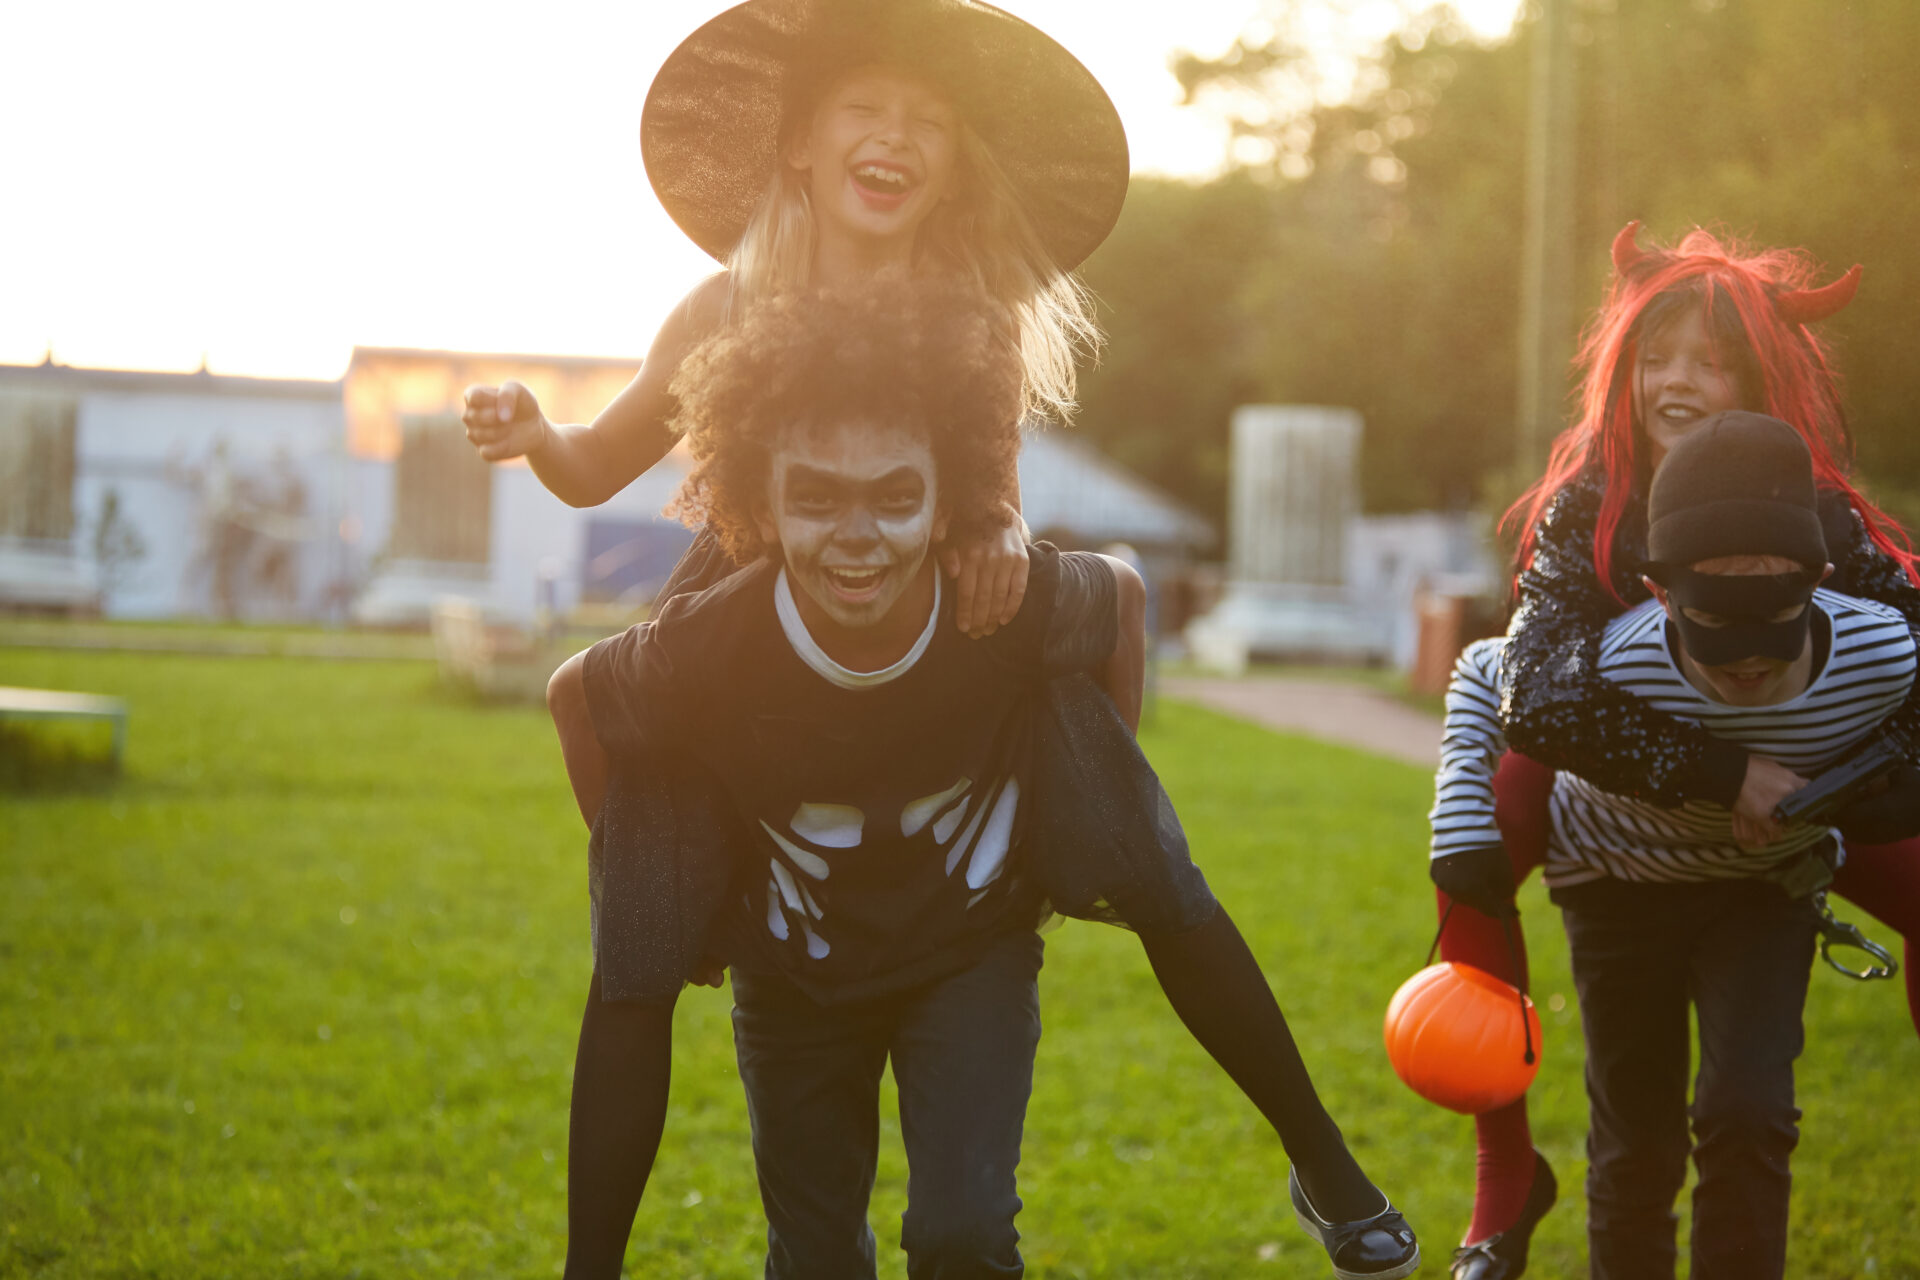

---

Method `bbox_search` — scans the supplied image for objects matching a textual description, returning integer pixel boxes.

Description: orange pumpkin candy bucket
[1384,959,1543,1115]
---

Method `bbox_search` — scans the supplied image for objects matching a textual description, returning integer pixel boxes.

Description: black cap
[1646,411,1827,571]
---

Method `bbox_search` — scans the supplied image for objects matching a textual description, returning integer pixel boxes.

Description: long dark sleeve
[1500,474,1749,807]
[1826,504,1920,751]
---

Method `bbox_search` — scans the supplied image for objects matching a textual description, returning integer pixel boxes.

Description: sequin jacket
[1501,468,1920,807]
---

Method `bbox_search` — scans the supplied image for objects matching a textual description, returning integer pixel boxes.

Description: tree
[92,486,147,606]
[1075,0,1920,523]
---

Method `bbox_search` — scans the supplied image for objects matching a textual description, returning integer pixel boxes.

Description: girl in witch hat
[1428,222,1920,1280]
[462,0,1122,634]
[500,4,1420,1278]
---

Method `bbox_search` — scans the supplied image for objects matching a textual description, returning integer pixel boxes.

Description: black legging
[1140,903,1380,1220]
[564,975,674,1280]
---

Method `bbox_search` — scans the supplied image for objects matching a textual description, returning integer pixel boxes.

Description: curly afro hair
[665,276,1023,564]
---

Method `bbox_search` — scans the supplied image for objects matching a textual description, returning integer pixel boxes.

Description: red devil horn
[1777,264,1863,325]
[1611,220,1646,274]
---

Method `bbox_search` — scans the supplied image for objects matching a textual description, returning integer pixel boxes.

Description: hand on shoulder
[941,503,1031,638]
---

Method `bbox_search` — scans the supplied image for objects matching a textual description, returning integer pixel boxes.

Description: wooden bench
[430,598,558,703]
[0,685,129,769]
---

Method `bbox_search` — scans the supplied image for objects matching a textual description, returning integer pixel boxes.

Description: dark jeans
[730,930,1044,1280]
[1554,876,1816,1280]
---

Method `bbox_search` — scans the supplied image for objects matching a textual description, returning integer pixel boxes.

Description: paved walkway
[1162,674,1442,768]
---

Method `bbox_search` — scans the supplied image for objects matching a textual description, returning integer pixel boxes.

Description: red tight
[1435,751,1920,1242]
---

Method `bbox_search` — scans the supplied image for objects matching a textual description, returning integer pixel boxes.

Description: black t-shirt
[584,543,1117,1004]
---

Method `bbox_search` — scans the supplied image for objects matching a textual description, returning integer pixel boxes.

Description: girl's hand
[1730,755,1809,849]
[462,380,551,462]
[941,505,1030,637]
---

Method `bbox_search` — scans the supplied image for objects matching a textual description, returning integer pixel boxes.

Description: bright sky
[1,0,1517,382]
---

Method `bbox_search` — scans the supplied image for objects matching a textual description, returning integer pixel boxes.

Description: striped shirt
[1429,636,1512,861]
[1429,590,1916,887]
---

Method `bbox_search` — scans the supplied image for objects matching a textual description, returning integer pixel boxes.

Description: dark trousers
[1554,876,1816,1280]
[730,930,1044,1280]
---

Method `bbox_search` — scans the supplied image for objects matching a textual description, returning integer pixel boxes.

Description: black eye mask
[1645,565,1822,666]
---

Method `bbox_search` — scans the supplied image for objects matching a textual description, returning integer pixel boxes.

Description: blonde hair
[725,106,1101,425]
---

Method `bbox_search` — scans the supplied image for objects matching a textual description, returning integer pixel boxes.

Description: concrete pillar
[1229,405,1361,587]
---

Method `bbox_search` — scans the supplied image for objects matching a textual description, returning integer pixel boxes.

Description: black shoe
[1289,1167,1421,1280]
[1450,1149,1558,1280]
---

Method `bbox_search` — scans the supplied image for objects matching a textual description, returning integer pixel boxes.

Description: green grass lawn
[3,647,1917,1278]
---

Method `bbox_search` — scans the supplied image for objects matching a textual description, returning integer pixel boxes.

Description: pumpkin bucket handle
[1429,901,1537,1067]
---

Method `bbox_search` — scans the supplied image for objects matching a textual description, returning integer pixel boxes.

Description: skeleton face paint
[760,418,947,637]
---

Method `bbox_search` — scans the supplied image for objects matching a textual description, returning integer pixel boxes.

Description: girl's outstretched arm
[463,274,731,508]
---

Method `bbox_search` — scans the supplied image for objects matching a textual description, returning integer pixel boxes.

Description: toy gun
[1772,730,1910,826]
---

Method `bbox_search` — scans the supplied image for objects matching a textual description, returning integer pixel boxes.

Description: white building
[0,353,1213,626]
[0,360,345,618]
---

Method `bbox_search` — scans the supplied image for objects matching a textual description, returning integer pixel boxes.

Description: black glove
[1429,844,1518,918]
[1833,764,1920,846]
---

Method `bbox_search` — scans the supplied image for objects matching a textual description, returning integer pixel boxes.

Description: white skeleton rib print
[758,773,1022,959]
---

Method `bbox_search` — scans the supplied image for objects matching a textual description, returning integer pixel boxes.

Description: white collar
[774,567,941,689]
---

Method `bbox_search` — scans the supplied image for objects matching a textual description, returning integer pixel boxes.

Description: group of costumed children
[455,2,1919,1278]
[1427,224,1920,1280]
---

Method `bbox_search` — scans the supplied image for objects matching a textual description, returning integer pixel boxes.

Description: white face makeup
[787,64,960,254]
[757,419,948,638]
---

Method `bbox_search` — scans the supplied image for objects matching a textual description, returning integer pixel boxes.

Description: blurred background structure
[1186,404,1493,670]
[0,352,1216,629]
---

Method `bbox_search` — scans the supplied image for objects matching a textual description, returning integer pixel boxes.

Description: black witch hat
[641,0,1130,271]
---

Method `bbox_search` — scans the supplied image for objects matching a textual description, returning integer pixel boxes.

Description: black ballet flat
[1450,1149,1558,1280]
[1289,1167,1421,1280]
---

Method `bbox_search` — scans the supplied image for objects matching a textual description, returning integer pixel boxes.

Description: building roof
[346,345,641,372]
[1018,431,1215,552]
[0,358,340,402]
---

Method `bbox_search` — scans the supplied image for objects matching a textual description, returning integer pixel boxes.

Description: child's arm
[1428,639,1517,916]
[1501,476,1800,839]
[463,274,731,508]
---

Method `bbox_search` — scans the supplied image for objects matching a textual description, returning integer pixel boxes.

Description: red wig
[1504,223,1913,598]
